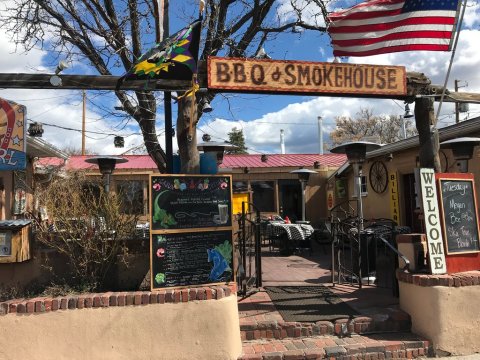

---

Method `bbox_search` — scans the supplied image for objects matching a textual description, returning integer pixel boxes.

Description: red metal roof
[37,155,158,170]
[220,153,347,169]
[37,153,347,171]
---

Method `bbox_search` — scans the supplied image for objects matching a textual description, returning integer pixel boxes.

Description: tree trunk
[177,94,200,174]
[135,91,167,172]
[415,97,441,172]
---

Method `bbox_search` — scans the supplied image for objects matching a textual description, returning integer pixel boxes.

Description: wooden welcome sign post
[399,170,480,355]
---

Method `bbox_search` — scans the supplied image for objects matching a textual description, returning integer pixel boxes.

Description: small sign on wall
[389,172,400,224]
[419,168,447,274]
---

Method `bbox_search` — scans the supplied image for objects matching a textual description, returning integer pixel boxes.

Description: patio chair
[312,219,332,254]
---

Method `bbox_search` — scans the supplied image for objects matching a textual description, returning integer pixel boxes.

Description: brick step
[238,332,431,360]
[240,308,411,341]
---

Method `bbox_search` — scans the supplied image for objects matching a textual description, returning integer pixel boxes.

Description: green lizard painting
[153,191,177,228]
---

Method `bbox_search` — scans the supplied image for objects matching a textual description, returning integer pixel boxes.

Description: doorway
[403,173,422,232]
[278,179,301,222]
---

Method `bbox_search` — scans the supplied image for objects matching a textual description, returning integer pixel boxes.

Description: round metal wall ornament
[369,160,388,194]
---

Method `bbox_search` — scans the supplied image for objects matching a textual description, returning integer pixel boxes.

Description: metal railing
[236,202,262,296]
[330,201,411,295]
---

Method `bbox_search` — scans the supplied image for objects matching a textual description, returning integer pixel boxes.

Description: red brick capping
[397,270,480,287]
[0,283,236,316]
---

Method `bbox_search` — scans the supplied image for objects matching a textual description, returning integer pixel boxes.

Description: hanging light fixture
[114,136,125,148]
[28,122,44,137]
[200,97,213,113]
[404,103,414,118]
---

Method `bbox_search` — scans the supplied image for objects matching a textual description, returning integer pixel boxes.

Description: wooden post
[415,96,441,172]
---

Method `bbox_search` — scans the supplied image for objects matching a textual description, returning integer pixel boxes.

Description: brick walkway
[236,249,430,359]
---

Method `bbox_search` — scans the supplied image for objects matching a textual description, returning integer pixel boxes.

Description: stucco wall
[0,293,241,360]
[399,280,480,355]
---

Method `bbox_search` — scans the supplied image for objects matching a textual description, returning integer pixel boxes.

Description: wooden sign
[419,168,446,274]
[208,57,406,97]
[150,230,233,289]
[437,174,480,254]
[150,175,232,230]
[0,98,27,170]
[389,172,400,224]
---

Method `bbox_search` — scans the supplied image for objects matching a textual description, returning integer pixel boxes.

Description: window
[233,181,248,193]
[251,181,275,212]
[353,176,368,197]
[116,180,145,215]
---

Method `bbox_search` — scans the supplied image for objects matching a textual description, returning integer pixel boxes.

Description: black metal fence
[330,201,411,295]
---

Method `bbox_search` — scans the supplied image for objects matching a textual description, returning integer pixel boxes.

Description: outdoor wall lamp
[289,168,318,222]
[49,59,69,87]
[440,137,480,173]
[197,134,237,165]
[85,156,128,193]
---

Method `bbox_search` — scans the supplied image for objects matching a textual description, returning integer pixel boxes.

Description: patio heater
[330,141,381,288]
[440,137,480,173]
[85,156,128,193]
[289,169,318,222]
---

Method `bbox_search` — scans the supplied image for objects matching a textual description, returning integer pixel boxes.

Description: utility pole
[317,116,323,155]
[82,90,86,155]
[455,79,460,124]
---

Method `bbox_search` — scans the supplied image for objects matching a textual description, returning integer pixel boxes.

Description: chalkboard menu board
[150,175,232,230]
[438,176,480,254]
[151,230,233,289]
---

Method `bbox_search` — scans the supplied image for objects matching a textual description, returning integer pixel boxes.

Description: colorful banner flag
[328,0,461,57]
[126,18,202,80]
[0,98,27,171]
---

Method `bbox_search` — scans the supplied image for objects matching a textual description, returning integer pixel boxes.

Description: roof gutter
[27,136,69,159]
[328,115,480,181]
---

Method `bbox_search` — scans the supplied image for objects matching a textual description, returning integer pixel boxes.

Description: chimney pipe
[280,129,285,154]
[318,116,324,155]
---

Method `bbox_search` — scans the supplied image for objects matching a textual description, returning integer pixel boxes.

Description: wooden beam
[0,65,476,103]
[0,73,196,91]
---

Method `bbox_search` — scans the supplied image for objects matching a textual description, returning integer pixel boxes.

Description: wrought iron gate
[236,202,262,296]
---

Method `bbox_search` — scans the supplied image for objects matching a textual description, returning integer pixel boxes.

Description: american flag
[328,0,461,57]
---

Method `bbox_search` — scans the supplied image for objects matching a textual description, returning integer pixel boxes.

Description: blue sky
[0,0,480,156]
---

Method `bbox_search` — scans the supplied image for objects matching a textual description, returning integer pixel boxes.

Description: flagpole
[154,0,174,173]
[435,0,467,125]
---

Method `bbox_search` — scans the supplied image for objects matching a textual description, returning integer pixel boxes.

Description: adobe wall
[397,271,480,356]
[0,285,241,360]
[0,249,149,292]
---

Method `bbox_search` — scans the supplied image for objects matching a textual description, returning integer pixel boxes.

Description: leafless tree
[33,171,138,291]
[330,108,417,146]
[1,0,331,173]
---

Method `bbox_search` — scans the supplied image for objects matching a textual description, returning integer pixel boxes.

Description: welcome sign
[0,98,27,170]
[419,168,447,274]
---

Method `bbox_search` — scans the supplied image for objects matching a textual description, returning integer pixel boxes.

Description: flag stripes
[327,0,461,57]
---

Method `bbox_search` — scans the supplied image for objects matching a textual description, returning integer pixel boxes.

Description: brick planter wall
[0,284,235,315]
[397,270,480,288]
[397,270,480,356]
[0,284,241,360]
